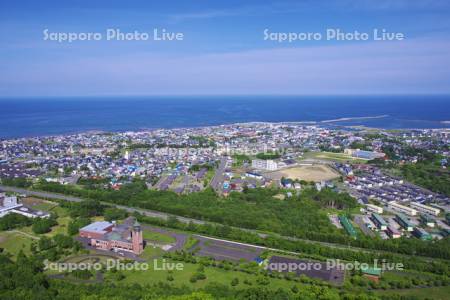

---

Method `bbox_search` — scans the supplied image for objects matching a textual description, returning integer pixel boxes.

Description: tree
[231,277,239,286]
[53,234,74,249]
[0,213,33,231]
[103,207,128,221]
[38,236,54,251]
[67,217,91,235]
[32,217,57,234]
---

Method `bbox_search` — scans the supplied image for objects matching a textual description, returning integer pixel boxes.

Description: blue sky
[1,0,450,96]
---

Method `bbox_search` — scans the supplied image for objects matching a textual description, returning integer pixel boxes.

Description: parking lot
[190,235,262,262]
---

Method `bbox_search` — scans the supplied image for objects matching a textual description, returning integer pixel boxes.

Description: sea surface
[0,95,449,139]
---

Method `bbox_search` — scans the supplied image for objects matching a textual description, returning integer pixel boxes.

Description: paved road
[193,234,300,256]
[141,225,188,252]
[154,175,168,190]
[0,185,206,225]
[210,157,227,192]
[354,215,375,237]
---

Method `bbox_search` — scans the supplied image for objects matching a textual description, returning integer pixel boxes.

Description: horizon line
[1,93,450,99]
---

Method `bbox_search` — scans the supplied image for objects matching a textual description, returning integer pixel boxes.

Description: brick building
[79,217,144,255]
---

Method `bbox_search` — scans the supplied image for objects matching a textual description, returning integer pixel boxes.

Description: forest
[22,180,450,260]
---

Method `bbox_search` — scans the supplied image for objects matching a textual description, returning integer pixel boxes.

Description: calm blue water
[0,96,449,138]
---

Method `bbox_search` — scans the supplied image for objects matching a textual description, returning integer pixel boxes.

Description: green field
[0,231,35,256]
[302,151,368,163]
[120,258,306,291]
[143,230,176,244]
[46,216,71,237]
[0,201,72,259]
[62,253,116,265]
[139,245,165,260]
[183,236,199,250]
[21,197,58,211]
[375,286,450,300]
[19,214,72,238]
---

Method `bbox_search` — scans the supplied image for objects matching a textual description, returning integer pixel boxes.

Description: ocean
[0,95,449,138]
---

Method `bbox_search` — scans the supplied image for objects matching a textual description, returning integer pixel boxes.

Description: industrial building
[395,214,414,232]
[413,227,432,241]
[245,172,263,180]
[365,203,383,214]
[371,213,387,230]
[388,201,417,216]
[386,226,401,239]
[338,215,357,238]
[409,202,440,216]
[344,149,385,160]
[420,214,435,228]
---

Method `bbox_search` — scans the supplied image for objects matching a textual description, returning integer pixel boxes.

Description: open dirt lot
[266,165,340,182]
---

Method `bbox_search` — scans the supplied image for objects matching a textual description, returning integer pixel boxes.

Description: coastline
[1,119,449,140]
[0,96,449,139]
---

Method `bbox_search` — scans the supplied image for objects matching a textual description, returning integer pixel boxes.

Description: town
[1,123,449,299]
[1,123,449,241]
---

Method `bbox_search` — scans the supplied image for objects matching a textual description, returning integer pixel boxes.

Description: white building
[0,193,50,218]
[251,159,278,171]
[366,204,383,214]
[409,202,440,216]
[0,194,22,217]
[12,206,50,218]
[245,172,263,180]
[389,201,417,216]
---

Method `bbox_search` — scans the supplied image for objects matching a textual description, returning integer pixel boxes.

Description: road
[141,224,188,252]
[354,215,375,237]
[0,184,442,261]
[193,234,300,256]
[0,184,206,225]
[210,156,227,192]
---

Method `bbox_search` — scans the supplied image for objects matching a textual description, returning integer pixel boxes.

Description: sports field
[267,165,340,182]
[303,151,368,163]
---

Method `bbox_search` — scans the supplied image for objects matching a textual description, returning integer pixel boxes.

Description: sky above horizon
[1,0,450,96]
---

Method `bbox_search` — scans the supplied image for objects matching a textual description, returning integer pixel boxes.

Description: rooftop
[80,221,113,234]
[361,267,382,276]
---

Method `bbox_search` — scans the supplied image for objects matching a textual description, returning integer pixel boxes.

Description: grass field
[143,230,176,244]
[266,165,340,182]
[120,257,308,291]
[62,253,117,264]
[375,286,450,300]
[4,199,72,243]
[0,198,71,258]
[139,246,165,260]
[46,216,71,237]
[303,151,368,163]
[183,235,199,250]
[0,231,35,256]
[19,214,72,238]
[21,197,58,210]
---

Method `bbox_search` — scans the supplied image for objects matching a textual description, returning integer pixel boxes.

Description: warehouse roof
[80,221,112,234]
